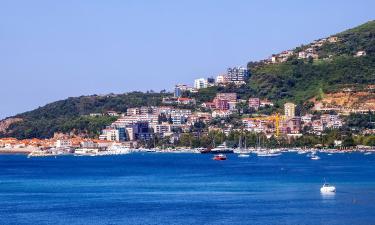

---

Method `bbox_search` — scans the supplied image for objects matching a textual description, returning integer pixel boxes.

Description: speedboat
[311,155,320,160]
[238,153,250,158]
[211,142,234,154]
[213,154,227,161]
[320,183,336,193]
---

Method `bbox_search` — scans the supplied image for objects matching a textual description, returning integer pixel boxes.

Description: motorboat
[211,142,234,154]
[213,154,227,160]
[238,153,250,158]
[320,183,336,193]
[196,147,211,154]
[311,155,321,160]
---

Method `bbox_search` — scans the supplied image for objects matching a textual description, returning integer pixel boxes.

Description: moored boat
[211,142,234,154]
[213,154,227,160]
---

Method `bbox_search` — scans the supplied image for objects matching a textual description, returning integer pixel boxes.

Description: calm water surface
[0,153,375,225]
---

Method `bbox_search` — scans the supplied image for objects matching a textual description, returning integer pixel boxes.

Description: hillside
[247,20,375,105]
[0,92,170,139]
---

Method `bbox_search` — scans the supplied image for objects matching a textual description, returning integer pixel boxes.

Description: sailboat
[236,134,250,157]
[255,135,281,157]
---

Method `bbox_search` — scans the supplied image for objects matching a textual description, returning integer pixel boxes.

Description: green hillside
[1,92,170,139]
[248,20,375,104]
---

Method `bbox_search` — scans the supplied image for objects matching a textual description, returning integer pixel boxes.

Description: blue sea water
[0,153,375,225]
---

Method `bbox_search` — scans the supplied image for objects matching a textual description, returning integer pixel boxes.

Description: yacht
[211,142,234,154]
[320,183,336,193]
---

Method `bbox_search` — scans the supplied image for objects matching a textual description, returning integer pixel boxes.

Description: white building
[355,51,366,57]
[216,75,227,84]
[194,78,208,89]
[55,139,72,148]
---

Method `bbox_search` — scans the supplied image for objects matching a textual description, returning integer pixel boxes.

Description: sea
[0,152,375,225]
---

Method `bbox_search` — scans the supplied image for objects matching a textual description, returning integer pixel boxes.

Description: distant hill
[0,92,170,139]
[2,20,375,139]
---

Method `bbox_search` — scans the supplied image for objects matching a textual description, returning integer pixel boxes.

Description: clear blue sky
[1,0,374,119]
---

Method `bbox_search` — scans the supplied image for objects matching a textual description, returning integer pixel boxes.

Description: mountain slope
[1,92,170,139]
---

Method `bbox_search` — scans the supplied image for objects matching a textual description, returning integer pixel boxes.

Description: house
[212,110,232,118]
[328,36,338,43]
[177,97,196,105]
[107,111,119,117]
[260,99,274,107]
[249,98,260,110]
[55,139,72,148]
[355,51,366,57]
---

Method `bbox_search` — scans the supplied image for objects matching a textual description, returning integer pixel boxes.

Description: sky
[0,0,374,119]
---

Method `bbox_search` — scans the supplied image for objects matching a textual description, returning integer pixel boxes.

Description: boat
[311,155,321,160]
[211,142,234,154]
[364,152,372,155]
[238,153,250,158]
[196,147,211,154]
[257,151,281,157]
[213,154,227,160]
[320,183,336,193]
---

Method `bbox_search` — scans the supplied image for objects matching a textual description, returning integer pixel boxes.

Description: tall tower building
[284,102,296,118]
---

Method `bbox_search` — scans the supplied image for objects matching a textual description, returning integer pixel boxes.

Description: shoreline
[0,148,33,154]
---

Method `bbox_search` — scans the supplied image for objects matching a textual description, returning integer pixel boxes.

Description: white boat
[364,152,372,155]
[320,183,336,193]
[211,142,234,153]
[311,155,320,160]
[238,153,250,158]
[257,152,281,157]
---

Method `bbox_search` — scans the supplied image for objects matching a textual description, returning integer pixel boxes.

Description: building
[174,84,188,97]
[127,107,140,116]
[106,111,119,117]
[55,139,71,148]
[260,99,274,107]
[213,99,229,110]
[153,123,172,135]
[216,93,237,102]
[248,98,260,110]
[216,75,228,84]
[177,97,196,105]
[226,67,249,84]
[284,102,296,118]
[328,36,338,43]
[281,117,301,134]
[126,122,153,141]
[194,78,208,89]
[355,51,366,57]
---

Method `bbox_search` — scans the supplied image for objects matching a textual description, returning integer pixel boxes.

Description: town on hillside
[1,32,374,156]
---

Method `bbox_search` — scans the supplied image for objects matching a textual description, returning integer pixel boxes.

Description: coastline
[0,148,33,154]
